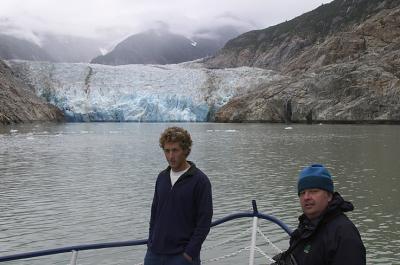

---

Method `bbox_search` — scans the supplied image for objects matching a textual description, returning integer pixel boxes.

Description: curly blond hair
[159,127,192,156]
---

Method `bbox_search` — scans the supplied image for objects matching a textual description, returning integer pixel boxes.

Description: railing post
[249,200,258,265]
[69,250,78,265]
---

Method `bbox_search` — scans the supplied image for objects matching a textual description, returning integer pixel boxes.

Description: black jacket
[148,161,213,258]
[287,192,366,265]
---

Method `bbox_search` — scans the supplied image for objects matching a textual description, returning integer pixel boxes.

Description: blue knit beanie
[298,164,334,195]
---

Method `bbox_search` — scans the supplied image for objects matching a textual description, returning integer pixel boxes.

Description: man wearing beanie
[273,164,366,265]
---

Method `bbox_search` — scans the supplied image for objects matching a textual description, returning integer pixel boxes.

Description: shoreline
[2,119,400,126]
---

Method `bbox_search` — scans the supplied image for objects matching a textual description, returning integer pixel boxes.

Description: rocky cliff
[207,0,400,123]
[0,60,64,124]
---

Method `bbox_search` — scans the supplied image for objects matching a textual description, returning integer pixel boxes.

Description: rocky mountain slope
[0,60,64,124]
[206,0,400,123]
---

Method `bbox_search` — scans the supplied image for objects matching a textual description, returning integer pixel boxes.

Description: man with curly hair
[144,127,213,265]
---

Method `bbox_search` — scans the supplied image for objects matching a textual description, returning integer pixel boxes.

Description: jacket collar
[164,161,197,180]
[295,192,354,239]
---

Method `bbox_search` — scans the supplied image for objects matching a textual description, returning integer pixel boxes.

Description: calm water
[0,123,399,265]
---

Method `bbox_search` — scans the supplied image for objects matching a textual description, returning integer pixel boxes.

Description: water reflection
[0,123,399,264]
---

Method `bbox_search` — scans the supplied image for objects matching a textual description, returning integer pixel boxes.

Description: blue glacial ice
[7,60,281,122]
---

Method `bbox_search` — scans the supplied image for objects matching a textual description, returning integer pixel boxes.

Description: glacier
[7,60,281,122]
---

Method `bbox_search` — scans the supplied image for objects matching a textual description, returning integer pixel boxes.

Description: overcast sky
[0,0,333,44]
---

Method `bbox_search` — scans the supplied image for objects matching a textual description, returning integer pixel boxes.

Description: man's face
[299,188,332,220]
[163,142,187,171]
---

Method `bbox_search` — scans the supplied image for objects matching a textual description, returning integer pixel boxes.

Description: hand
[183,252,193,262]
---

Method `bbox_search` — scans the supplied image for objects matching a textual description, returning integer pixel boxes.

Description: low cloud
[0,0,332,45]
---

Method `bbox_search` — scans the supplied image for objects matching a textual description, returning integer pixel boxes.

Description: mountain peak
[91,26,242,65]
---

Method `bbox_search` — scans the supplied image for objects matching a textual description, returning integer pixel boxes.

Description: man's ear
[185,148,191,157]
[327,192,333,202]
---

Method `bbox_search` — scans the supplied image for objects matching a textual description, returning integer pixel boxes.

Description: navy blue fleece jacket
[148,162,213,258]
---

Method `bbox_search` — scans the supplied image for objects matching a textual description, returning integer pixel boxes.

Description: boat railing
[0,200,292,265]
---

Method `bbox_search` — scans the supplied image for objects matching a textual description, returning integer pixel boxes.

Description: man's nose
[303,191,312,199]
[166,151,174,159]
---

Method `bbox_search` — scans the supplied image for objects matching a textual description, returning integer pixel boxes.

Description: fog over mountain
[91,25,243,65]
[39,34,108,63]
[0,0,332,63]
[0,21,249,64]
[0,34,53,61]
